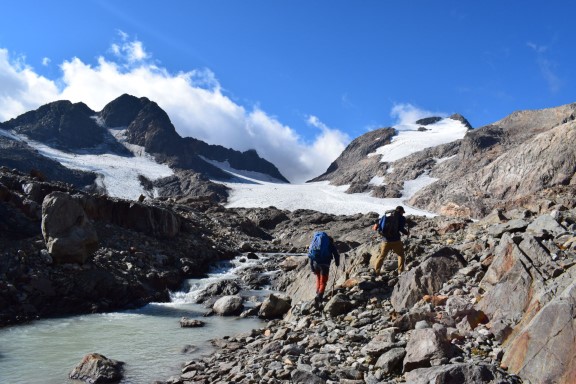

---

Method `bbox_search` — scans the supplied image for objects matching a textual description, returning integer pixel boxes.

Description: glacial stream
[0,255,273,383]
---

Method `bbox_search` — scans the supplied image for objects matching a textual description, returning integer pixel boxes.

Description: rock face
[69,353,124,383]
[500,267,576,384]
[309,127,395,189]
[309,103,575,219]
[41,192,99,264]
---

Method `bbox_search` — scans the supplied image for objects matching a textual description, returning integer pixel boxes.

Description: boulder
[195,279,241,304]
[391,247,466,312]
[374,347,406,374]
[323,293,354,317]
[290,369,326,384]
[259,293,292,319]
[403,327,455,372]
[526,213,567,238]
[69,353,124,383]
[212,295,244,316]
[41,192,98,264]
[478,234,545,326]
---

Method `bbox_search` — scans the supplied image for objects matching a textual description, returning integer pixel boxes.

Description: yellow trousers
[374,241,405,274]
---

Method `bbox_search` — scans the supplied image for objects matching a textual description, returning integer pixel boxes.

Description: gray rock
[69,353,124,383]
[487,219,528,238]
[291,369,326,384]
[212,295,244,316]
[179,317,205,328]
[258,293,291,319]
[324,293,354,317]
[374,347,406,374]
[501,274,576,384]
[403,328,455,372]
[526,213,567,238]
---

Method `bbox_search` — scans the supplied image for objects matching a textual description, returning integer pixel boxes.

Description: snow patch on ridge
[200,156,288,184]
[2,127,174,200]
[372,118,468,163]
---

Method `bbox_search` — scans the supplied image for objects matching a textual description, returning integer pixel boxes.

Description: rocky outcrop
[69,353,124,383]
[309,127,395,187]
[390,247,466,312]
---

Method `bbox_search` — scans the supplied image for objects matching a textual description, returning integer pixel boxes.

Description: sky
[1,1,575,182]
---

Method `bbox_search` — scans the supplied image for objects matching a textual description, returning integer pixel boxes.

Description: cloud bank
[0,34,349,183]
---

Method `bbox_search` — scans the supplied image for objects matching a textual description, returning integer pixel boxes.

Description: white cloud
[0,36,350,183]
[42,57,51,66]
[527,41,562,93]
[390,103,446,129]
[0,49,59,122]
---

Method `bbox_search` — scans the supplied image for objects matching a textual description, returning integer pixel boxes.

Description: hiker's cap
[395,206,405,213]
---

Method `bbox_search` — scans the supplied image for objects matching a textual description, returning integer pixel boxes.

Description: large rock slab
[391,247,466,312]
[41,192,98,264]
[478,233,548,327]
[501,271,576,384]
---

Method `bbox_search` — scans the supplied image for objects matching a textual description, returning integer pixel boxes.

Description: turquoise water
[0,257,269,383]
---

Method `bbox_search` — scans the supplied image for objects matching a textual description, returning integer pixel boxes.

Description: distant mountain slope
[0,133,96,187]
[312,104,575,219]
[0,94,289,201]
[409,103,576,217]
[311,114,471,198]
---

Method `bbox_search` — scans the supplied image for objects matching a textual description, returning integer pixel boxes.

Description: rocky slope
[2,163,576,383]
[161,199,576,384]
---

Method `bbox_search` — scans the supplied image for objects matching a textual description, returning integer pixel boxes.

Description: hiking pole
[330,260,339,298]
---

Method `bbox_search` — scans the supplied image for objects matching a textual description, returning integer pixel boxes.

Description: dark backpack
[377,210,399,238]
[308,231,331,263]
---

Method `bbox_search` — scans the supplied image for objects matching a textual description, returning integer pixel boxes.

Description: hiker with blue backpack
[373,206,410,275]
[307,231,340,307]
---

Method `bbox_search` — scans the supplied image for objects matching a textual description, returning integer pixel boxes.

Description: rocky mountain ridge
[0,94,288,202]
[318,102,576,219]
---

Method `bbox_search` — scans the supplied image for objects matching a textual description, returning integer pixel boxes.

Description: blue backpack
[377,210,399,238]
[308,231,331,263]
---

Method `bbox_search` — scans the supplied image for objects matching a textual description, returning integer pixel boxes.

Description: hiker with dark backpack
[372,205,409,275]
[307,231,340,306]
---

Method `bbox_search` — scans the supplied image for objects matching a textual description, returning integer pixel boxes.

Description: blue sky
[1,1,574,182]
